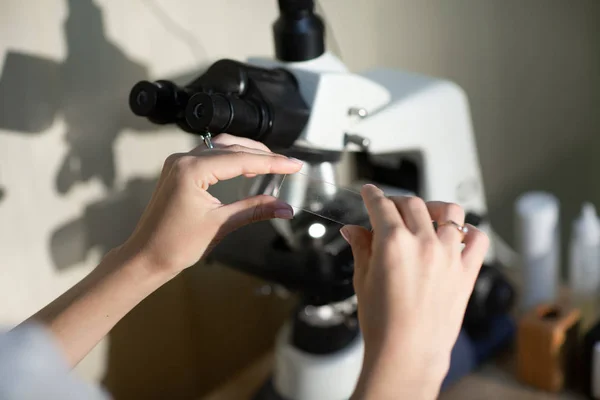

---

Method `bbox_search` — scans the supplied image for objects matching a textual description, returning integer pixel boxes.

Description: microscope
[128,1,514,398]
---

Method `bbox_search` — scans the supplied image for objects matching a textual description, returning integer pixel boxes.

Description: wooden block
[517,303,581,392]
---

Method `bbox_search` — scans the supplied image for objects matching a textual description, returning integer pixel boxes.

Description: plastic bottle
[569,203,600,301]
[515,192,560,311]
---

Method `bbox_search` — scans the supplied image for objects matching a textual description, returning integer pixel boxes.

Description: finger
[390,196,435,236]
[427,201,466,245]
[461,224,490,280]
[341,225,373,288]
[340,225,372,271]
[213,195,294,235]
[195,152,303,185]
[361,184,405,233]
[189,144,280,158]
[211,134,272,153]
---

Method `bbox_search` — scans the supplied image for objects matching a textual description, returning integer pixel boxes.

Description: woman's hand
[122,134,302,277]
[25,135,301,366]
[343,185,489,400]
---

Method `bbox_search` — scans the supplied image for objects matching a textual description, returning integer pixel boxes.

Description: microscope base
[253,324,363,400]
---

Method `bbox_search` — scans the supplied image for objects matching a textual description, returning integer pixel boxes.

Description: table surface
[201,349,586,400]
[202,270,590,400]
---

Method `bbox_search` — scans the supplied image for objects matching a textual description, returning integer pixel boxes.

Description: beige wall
[1,0,598,398]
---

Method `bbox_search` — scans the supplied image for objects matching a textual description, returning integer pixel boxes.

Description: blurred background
[0,0,599,399]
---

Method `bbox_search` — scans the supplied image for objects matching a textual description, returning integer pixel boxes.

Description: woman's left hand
[121,134,302,277]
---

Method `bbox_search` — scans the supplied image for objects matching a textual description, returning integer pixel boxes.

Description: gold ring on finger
[435,220,469,237]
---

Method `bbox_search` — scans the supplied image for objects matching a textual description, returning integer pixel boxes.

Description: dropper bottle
[569,203,600,309]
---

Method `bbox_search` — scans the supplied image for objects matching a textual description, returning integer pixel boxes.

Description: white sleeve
[0,323,110,400]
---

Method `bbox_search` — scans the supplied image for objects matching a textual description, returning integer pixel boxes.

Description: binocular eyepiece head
[129,80,269,141]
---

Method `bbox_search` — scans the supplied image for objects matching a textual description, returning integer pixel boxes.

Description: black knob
[129,80,188,124]
[465,212,485,227]
[464,264,515,338]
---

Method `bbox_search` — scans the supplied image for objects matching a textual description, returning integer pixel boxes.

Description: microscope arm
[355,69,487,210]
[354,68,494,262]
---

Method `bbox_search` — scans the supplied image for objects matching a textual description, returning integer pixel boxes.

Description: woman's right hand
[341,184,489,400]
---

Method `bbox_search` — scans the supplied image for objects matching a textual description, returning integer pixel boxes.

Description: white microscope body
[248,50,493,400]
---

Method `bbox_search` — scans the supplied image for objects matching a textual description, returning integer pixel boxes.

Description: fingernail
[274,209,294,219]
[288,157,304,165]
[340,226,351,243]
[362,183,382,196]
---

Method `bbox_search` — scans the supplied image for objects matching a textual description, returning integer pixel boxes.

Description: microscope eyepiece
[129,81,160,115]
[185,92,270,141]
[129,80,189,124]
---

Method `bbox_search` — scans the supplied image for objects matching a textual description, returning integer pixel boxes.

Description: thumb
[340,225,372,273]
[213,195,293,235]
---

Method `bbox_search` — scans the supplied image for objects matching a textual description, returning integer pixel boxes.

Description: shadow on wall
[0,0,207,272]
[0,0,164,195]
[50,177,157,270]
